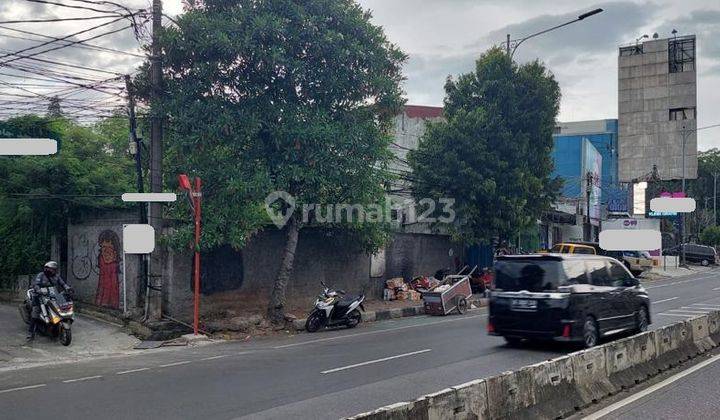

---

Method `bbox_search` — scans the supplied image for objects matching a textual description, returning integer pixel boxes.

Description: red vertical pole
[193,177,202,335]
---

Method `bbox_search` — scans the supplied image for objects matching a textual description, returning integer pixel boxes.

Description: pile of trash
[383,278,424,301]
[383,275,451,301]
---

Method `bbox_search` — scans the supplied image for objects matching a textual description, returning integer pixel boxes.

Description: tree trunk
[268,217,300,324]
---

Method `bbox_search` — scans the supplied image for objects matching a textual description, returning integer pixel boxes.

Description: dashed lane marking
[321,349,432,374]
[0,384,46,394]
[652,297,678,304]
[62,375,102,383]
[116,368,150,375]
[201,355,229,361]
[159,361,191,368]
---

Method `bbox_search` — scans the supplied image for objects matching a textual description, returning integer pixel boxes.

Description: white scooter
[305,282,365,333]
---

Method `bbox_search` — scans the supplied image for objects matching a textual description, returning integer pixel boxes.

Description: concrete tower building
[618,34,697,182]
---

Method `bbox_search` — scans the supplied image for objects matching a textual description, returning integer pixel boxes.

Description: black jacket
[32,272,70,294]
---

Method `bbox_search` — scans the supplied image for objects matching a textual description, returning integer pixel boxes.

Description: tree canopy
[152,0,406,321]
[408,48,561,245]
[0,115,135,285]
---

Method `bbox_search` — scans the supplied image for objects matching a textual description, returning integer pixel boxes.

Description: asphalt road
[1,270,719,420]
[585,349,720,420]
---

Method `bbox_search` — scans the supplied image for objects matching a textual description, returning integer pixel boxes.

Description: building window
[553,126,562,135]
[668,37,695,73]
[669,107,696,121]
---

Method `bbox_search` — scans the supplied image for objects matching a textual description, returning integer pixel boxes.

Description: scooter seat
[335,296,360,308]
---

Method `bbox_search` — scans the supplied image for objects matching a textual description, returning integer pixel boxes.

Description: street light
[506,8,604,59]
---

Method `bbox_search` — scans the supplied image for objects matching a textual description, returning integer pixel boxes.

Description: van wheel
[583,317,599,348]
[635,306,649,333]
[701,259,709,266]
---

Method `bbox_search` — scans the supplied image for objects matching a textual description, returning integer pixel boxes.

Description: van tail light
[562,324,572,338]
[487,321,495,333]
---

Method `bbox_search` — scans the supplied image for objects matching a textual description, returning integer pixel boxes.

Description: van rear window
[494,260,567,292]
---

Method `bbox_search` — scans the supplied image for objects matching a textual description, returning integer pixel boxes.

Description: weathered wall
[66,212,140,313]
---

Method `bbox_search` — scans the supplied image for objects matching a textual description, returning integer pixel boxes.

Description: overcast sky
[1,0,718,148]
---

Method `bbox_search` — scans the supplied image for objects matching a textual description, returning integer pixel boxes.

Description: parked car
[621,251,655,275]
[488,254,650,348]
[663,243,717,266]
[547,242,596,255]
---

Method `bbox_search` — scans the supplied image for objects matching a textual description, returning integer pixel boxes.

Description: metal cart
[422,271,474,316]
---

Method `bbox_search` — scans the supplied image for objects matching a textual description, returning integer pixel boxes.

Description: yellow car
[547,243,597,255]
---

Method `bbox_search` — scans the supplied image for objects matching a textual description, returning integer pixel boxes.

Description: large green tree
[154,0,406,323]
[408,48,561,245]
[0,115,135,286]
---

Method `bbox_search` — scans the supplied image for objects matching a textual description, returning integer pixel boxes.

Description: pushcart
[422,268,474,316]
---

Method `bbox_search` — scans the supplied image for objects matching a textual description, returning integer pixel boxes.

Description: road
[1,270,719,420]
[584,349,720,420]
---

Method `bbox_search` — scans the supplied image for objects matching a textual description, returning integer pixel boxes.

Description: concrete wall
[66,212,140,313]
[618,36,697,182]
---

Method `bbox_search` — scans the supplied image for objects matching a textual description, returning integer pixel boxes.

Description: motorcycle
[305,282,365,333]
[19,286,74,346]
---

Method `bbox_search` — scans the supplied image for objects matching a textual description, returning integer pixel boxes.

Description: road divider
[347,311,720,420]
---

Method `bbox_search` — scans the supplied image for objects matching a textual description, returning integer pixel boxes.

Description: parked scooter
[19,286,74,346]
[305,282,365,333]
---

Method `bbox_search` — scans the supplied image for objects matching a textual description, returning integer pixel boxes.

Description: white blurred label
[122,224,155,254]
[599,229,661,251]
[122,193,177,202]
[650,197,696,213]
[0,138,57,155]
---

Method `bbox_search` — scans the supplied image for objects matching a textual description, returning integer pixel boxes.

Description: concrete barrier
[569,346,614,404]
[486,369,535,420]
[605,331,658,390]
[686,315,716,353]
[708,310,720,343]
[654,321,693,370]
[524,355,583,419]
[348,315,720,420]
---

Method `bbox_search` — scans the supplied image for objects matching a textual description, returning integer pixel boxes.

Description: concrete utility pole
[147,0,164,321]
[714,173,718,225]
[125,75,149,308]
[679,125,692,266]
[585,172,593,241]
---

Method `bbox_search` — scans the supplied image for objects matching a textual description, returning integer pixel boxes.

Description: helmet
[44,261,58,269]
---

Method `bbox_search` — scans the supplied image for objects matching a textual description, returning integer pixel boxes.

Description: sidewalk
[645,264,715,280]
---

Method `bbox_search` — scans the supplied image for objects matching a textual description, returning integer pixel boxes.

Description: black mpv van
[488,254,651,348]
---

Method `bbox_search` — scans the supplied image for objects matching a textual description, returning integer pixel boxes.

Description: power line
[0,15,121,25]
[23,0,127,15]
[0,25,145,58]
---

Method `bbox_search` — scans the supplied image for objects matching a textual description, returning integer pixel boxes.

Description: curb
[292,297,488,331]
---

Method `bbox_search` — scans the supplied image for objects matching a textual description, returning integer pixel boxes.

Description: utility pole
[585,172,593,241]
[714,173,718,225]
[147,0,164,321]
[125,74,148,309]
[680,125,691,266]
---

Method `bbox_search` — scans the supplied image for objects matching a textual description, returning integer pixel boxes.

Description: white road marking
[159,361,191,368]
[713,287,720,291]
[652,297,678,304]
[116,368,150,375]
[584,352,720,419]
[274,313,486,349]
[691,303,720,308]
[657,313,693,318]
[667,309,710,314]
[321,349,432,374]
[201,355,229,361]
[0,384,46,394]
[62,375,102,383]
[685,307,720,311]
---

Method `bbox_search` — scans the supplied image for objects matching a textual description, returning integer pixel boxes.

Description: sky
[0,0,718,148]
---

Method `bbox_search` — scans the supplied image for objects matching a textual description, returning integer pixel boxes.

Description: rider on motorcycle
[27,261,71,341]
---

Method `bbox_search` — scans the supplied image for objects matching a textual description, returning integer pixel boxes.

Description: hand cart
[422,267,475,316]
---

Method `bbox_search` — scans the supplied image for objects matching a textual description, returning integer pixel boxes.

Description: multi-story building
[618,34,697,182]
[542,119,619,245]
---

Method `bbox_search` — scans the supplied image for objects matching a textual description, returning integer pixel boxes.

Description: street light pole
[506,8,603,59]
[714,173,718,225]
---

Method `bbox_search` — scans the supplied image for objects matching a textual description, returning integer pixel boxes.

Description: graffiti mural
[71,233,93,280]
[95,230,121,309]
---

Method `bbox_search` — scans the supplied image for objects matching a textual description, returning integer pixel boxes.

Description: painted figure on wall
[95,230,120,309]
